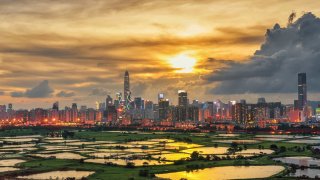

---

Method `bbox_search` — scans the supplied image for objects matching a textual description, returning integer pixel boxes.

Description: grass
[1,127,319,179]
[15,155,283,180]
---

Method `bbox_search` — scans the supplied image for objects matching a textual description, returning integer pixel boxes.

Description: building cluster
[0,71,319,130]
[0,102,103,126]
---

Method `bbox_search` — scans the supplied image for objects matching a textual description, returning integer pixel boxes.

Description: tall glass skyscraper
[298,73,307,110]
[178,90,188,107]
[124,71,130,103]
[176,90,188,121]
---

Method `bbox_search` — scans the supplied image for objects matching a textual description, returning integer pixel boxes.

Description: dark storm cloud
[10,80,54,98]
[207,13,320,94]
[56,91,75,97]
[196,58,237,71]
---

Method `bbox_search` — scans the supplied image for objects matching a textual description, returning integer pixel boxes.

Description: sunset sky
[1,0,320,109]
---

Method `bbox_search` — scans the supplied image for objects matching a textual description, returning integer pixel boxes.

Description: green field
[0,128,319,179]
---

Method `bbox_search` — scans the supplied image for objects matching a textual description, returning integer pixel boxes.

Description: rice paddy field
[0,128,319,179]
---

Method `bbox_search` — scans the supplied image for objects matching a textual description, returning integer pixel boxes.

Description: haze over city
[1,1,320,109]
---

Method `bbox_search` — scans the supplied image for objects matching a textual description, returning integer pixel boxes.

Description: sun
[168,53,197,73]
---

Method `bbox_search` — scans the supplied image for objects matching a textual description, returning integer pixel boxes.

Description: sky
[1,0,320,109]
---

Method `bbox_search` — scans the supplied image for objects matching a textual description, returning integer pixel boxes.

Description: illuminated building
[106,95,113,107]
[158,93,164,101]
[15,110,28,122]
[187,105,199,122]
[232,103,246,125]
[141,99,145,109]
[175,90,188,121]
[124,71,130,104]
[144,100,154,119]
[71,103,78,122]
[206,102,214,117]
[49,109,59,123]
[97,102,105,111]
[298,73,307,110]
[0,105,6,112]
[7,103,14,121]
[174,106,187,122]
[64,107,71,122]
[245,104,256,127]
[106,105,117,122]
[288,109,302,122]
[232,103,256,128]
[8,103,12,111]
[79,107,87,122]
[316,106,320,121]
[153,104,159,120]
[257,97,266,104]
[52,101,59,111]
[134,97,142,109]
[158,93,169,120]
[178,90,188,107]
[86,108,95,123]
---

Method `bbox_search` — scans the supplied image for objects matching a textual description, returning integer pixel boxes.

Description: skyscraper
[134,97,142,109]
[158,93,164,102]
[257,97,266,104]
[124,71,130,103]
[52,101,59,111]
[106,95,113,106]
[159,98,169,120]
[71,103,78,122]
[176,90,188,121]
[178,90,188,107]
[298,73,307,110]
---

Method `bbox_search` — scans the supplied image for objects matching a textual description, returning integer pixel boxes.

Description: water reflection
[17,170,94,179]
[157,165,285,180]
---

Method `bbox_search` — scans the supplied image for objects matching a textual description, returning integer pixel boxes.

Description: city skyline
[0,69,318,110]
[1,1,320,109]
[1,2,320,180]
[0,70,316,126]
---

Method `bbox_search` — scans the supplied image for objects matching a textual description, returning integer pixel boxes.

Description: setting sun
[168,53,197,73]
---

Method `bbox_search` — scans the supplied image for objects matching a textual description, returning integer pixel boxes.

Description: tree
[243,144,248,150]
[270,144,278,150]
[231,142,238,149]
[190,151,199,160]
[126,162,135,168]
[279,146,286,152]
[139,169,149,177]
[142,162,149,166]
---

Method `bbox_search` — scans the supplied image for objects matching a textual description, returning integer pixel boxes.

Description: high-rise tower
[298,73,307,110]
[178,90,188,107]
[124,70,130,103]
[176,90,188,121]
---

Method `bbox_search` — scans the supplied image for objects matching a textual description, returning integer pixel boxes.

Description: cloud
[207,12,320,94]
[10,80,54,98]
[56,90,75,97]
[90,88,110,96]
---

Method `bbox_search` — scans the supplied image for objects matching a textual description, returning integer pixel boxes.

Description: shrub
[126,162,135,168]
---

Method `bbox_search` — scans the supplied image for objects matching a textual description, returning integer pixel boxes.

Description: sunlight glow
[168,53,197,73]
